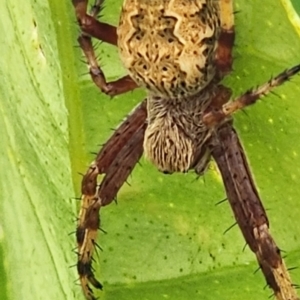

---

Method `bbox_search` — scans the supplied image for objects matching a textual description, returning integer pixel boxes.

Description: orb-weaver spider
[72,0,300,299]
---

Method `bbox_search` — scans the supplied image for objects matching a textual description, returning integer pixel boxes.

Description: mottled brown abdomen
[117,0,220,99]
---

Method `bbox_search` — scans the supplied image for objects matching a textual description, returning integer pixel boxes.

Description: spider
[72,0,300,299]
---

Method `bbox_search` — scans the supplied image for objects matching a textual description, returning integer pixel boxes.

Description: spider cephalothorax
[72,0,300,299]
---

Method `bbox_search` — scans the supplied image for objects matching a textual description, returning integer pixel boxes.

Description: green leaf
[0,1,78,299]
[0,1,300,300]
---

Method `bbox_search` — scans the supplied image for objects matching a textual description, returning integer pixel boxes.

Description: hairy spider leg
[199,2,300,297]
[203,65,300,126]
[202,63,300,299]
[77,101,147,300]
[215,0,235,77]
[72,0,137,95]
[209,122,299,300]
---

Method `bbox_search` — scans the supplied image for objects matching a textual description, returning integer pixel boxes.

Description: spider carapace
[72,0,300,299]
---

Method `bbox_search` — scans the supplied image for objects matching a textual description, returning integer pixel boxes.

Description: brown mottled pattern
[117,0,220,98]
[118,0,220,173]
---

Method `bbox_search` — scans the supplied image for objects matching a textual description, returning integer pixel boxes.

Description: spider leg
[203,64,300,126]
[72,0,138,96]
[77,100,147,300]
[193,85,232,175]
[209,122,299,299]
[216,0,235,78]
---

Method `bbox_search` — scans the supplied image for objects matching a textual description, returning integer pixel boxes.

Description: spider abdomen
[117,0,220,99]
